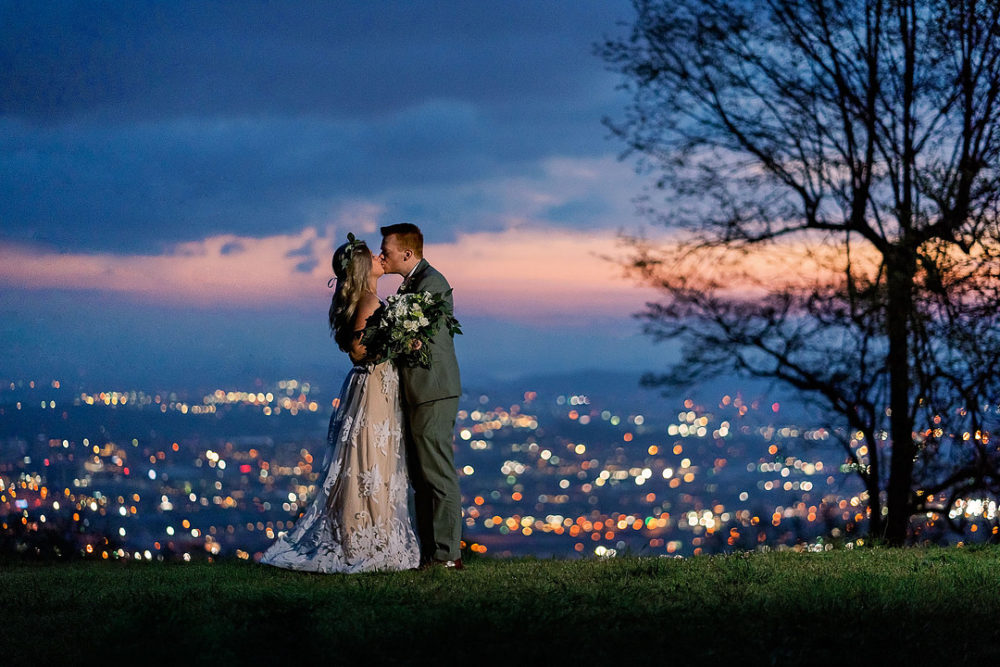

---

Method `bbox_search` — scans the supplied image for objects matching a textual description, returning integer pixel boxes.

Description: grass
[4,546,1000,665]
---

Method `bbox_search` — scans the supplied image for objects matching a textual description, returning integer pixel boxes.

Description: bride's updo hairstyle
[329,234,372,353]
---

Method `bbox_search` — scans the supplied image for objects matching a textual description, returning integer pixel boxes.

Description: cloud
[285,240,314,258]
[0,144,660,322]
[5,145,862,325]
[0,228,330,307]
[434,228,649,322]
[0,2,638,254]
[374,154,644,244]
[0,105,634,252]
[1,2,632,121]
[1,213,859,332]
[0,221,656,323]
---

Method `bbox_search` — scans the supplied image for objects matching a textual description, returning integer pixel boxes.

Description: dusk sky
[1,1,674,390]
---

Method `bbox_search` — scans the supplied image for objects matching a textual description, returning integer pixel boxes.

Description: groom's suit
[397,258,462,562]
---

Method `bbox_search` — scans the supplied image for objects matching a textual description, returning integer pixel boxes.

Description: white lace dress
[261,361,420,573]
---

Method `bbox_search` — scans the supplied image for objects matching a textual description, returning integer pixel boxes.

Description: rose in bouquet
[360,290,462,367]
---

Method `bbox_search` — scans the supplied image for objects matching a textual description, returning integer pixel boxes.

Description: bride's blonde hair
[329,236,372,353]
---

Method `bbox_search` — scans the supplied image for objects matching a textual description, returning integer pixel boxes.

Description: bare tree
[600,0,1000,544]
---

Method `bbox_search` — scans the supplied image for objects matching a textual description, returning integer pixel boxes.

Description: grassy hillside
[4,547,1000,665]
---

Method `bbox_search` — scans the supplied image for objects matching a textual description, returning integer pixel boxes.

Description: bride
[260,235,420,572]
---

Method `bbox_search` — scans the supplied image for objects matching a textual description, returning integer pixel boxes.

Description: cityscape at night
[3,373,995,563]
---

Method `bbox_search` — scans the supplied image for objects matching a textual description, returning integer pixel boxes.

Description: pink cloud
[427,229,654,322]
[0,226,657,323]
[0,219,878,327]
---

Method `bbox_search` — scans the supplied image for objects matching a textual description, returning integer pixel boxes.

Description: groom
[379,223,464,569]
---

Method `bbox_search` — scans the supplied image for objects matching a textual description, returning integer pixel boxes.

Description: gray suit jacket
[397,258,462,406]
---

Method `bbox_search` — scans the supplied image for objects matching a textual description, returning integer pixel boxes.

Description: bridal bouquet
[360,290,462,368]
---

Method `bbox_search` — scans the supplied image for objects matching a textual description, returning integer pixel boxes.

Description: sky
[0,0,674,391]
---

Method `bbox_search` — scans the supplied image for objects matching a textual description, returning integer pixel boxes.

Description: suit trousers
[405,396,462,562]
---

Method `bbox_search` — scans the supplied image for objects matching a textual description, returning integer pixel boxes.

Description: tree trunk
[884,245,917,545]
[866,475,884,538]
[865,431,884,538]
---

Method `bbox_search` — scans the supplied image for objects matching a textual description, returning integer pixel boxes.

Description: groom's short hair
[380,223,423,258]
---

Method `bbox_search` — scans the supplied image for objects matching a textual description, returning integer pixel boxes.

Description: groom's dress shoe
[421,558,464,571]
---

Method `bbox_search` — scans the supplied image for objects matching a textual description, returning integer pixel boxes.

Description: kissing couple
[261,223,464,572]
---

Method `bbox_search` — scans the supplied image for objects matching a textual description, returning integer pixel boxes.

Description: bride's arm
[349,293,381,363]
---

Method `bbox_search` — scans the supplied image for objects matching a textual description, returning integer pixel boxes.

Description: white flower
[389,470,408,505]
[418,316,429,327]
[403,320,419,332]
[359,464,383,500]
[322,458,343,492]
[339,416,354,443]
[347,522,387,558]
[372,418,393,456]
[380,366,398,396]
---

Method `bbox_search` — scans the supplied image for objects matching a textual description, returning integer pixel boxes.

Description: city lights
[2,376,996,561]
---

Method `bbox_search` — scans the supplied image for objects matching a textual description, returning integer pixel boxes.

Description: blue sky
[1,1,671,389]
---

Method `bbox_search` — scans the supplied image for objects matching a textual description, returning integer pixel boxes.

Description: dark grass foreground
[4,547,1000,665]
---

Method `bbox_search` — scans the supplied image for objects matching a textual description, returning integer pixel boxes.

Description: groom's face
[379,235,409,275]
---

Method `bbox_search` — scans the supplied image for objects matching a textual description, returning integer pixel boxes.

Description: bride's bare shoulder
[354,292,381,327]
[359,292,381,310]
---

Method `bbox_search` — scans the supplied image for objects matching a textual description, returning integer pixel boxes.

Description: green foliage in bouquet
[360,290,462,368]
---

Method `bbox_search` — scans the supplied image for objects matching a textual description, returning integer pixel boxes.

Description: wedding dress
[261,360,420,572]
